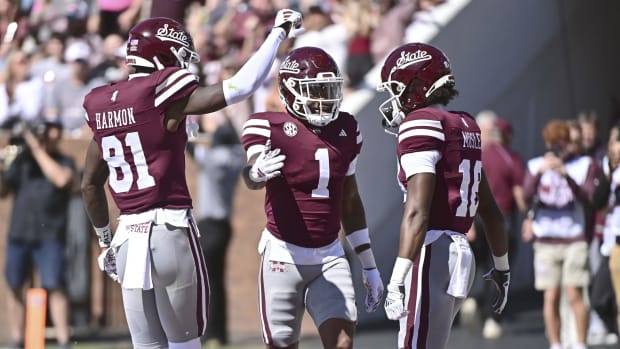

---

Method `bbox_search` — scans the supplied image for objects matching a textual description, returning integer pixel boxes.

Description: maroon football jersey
[242,112,362,248]
[397,107,482,234]
[83,67,199,214]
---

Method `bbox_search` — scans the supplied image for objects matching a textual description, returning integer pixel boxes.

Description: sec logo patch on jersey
[283,121,298,137]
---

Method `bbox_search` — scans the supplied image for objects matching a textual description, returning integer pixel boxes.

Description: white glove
[384,283,408,320]
[249,140,286,182]
[274,9,303,38]
[362,268,384,313]
[97,248,119,283]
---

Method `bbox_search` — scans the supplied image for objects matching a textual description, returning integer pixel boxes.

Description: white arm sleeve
[400,150,441,179]
[222,28,286,105]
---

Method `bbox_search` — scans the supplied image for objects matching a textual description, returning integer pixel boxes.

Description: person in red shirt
[464,112,526,338]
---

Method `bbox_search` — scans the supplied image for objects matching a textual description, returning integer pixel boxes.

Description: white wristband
[94,224,112,248]
[346,228,371,249]
[390,257,413,286]
[493,253,509,271]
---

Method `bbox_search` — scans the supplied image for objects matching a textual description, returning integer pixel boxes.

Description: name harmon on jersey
[94,107,136,130]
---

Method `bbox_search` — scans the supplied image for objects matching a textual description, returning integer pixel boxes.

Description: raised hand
[273,9,303,38]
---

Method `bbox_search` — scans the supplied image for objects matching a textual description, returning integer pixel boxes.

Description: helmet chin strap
[170,47,186,68]
[153,56,165,70]
[170,46,199,69]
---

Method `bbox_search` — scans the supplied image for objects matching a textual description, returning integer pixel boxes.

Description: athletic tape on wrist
[390,257,413,285]
[94,224,112,248]
[492,253,509,271]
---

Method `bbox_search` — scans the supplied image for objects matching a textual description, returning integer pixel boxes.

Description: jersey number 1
[455,159,482,217]
[101,132,155,193]
[312,148,330,198]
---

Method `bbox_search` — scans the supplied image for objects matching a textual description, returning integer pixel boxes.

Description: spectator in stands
[89,33,128,83]
[149,0,191,23]
[579,111,605,161]
[522,120,592,241]
[404,0,447,43]
[29,0,90,43]
[604,125,620,338]
[566,119,584,155]
[568,116,614,344]
[45,40,105,137]
[114,0,144,34]
[0,0,29,56]
[293,5,348,80]
[30,32,72,83]
[0,50,45,127]
[0,120,76,349]
[339,0,379,89]
[93,0,133,37]
[370,0,417,66]
[590,134,620,344]
[523,119,598,349]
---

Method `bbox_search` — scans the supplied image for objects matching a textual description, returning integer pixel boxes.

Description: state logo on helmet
[278,47,344,127]
[376,43,454,130]
[126,17,199,70]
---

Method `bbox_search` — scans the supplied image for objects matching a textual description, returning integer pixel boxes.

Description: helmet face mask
[170,45,200,69]
[279,47,344,127]
[376,43,454,134]
[126,18,199,71]
[377,80,406,134]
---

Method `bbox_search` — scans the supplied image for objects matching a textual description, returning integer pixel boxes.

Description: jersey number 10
[455,159,482,217]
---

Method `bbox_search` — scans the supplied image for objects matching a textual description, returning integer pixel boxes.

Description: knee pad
[168,337,201,349]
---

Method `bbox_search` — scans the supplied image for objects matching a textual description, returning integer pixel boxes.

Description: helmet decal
[280,57,301,74]
[393,49,432,72]
[155,23,191,47]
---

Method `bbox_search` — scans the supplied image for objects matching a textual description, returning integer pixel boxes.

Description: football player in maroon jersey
[377,43,511,349]
[80,11,301,349]
[240,46,384,349]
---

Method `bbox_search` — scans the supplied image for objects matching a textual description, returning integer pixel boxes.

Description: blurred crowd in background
[1,1,620,349]
[0,0,449,136]
[0,0,451,347]
[464,109,620,349]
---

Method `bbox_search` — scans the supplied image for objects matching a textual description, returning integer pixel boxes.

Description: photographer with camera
[0,120,76,349]
[522,119,600,349]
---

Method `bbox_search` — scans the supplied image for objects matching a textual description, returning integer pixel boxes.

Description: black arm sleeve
[592,170,610,211]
